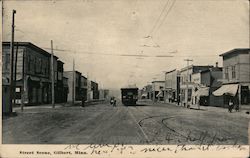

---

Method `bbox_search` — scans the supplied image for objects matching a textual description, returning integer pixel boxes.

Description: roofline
[57,60,64,64]
[219,48,250,57]
[81,75,87,79]
[192,67,223,74]
[165,69,176,74]
[180,65,213,72]
[91,81,98,85]
[2,41,58,59]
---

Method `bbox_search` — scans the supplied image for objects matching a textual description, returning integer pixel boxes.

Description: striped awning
[193,87,209,97]
[212,84,239,96]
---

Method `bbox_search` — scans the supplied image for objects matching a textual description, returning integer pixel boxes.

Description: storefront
[213,84,239,106]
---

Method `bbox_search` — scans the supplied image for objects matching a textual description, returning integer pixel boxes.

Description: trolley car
[121,87,138,105]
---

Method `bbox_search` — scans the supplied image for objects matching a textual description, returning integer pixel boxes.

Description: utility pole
[184,59,193,108]
[9,10,16,114]
[13,42,19,108]
[72,58,75,106]
[164,72,167,103]
[51,40,55,108]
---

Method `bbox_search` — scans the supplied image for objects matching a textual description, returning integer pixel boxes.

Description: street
[3,101,249,145]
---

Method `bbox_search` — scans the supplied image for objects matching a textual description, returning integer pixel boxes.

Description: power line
[153,0,176,35]
[41,47,174,58]
[148,0,170,36]
[142,0,176,48]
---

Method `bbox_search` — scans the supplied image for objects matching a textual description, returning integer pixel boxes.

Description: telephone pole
[184,59,193,108]
[51,40,55,108]
[72,58,75,106]
[13,42,19,108]
[9,10,16,113]
[164,71,167,103]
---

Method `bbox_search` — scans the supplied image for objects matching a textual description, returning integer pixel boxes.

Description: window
[5,54,10,70]
[27,55,31,72]
[58,72,62,80]
[224,67,229,80]
[232,66,236,79]
[188,89,192,101]
[37,58,42,74]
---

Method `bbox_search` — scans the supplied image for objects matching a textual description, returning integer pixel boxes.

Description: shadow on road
[134,103,149,106]
[189,107,206,111]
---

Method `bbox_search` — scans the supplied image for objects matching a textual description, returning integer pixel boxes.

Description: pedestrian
[228,99,233,113]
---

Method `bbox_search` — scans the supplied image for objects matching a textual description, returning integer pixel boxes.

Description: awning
[212,84,239,96]
[193,87,209,97]
[141,93,147,97]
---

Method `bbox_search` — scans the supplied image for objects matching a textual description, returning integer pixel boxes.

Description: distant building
[98,89,109,100]
[140,84,152,100]
[80,75,88,100]
[152,81,165,101]
[64,71,82,102]
[104,89,109,99]
[91,81,99,99]
[87,79,92,101]
[55,60,65,103]
[2,42,60,107]
[99,89,105,100]
[62,76,69,102]
[165,69,180,103]
[213,49,250,105]
[192,64,223,106]
[179,65,213,106]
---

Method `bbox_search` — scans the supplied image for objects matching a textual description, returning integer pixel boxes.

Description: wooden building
[213,49,250,105]
[2,42,59,105]
[64,71,82,102]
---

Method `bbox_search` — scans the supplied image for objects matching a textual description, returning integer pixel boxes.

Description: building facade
[213,49,250,105]
[99,89,110,100]
[165,69,180,103]
[80,75,88,101]
[62,76,69,102]
[2,42,59,106]
[63,71,82,102]
[152,81,165,101]
[55,60,64,103]
[139,84,153,100]
[91,81,99,100]
[192,66,223,106]
[179,65,213,106]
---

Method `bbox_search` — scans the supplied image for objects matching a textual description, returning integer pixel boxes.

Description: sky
[2,0,249,90]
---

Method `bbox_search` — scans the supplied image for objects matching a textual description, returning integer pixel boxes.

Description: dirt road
[2,101,249,144]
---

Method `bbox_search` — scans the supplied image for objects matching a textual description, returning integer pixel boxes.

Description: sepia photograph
[1,0,250,157]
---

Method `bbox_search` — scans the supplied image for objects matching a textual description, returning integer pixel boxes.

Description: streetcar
[121,87,138,106]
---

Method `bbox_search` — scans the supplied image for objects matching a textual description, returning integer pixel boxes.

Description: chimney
[215,62,218,67]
